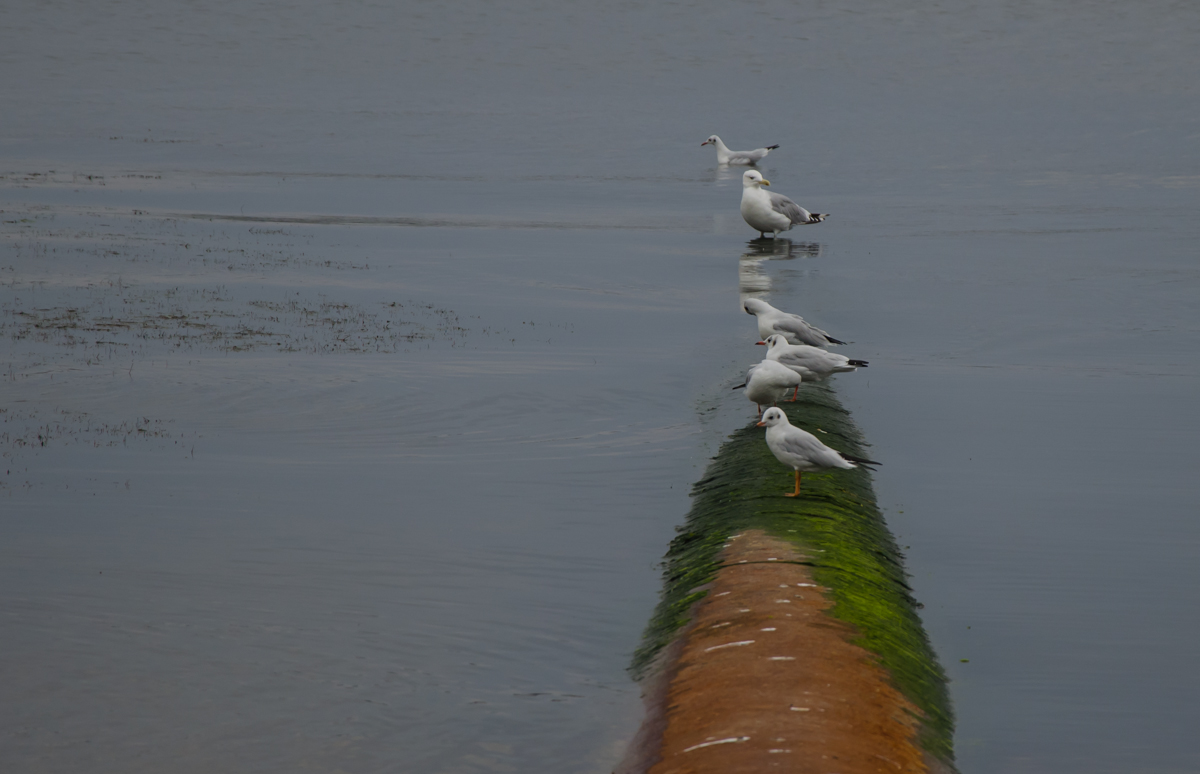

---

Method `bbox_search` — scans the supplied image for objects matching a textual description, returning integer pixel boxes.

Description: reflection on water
[738,239,822,299]
[738,256,772,295]
[743,238,822,259]
[712,165,745,185]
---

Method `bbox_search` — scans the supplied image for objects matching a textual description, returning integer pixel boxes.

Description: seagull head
[743,169,770,188]
[701,135,720,147]
[743,297,769,316]
[758,333,787,348]
[757,407,789,428]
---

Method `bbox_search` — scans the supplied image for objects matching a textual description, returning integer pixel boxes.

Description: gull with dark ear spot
[757,407,879,497]
[701,134,780,165]
[741,170,827,238]
[759,334,866,397]
[744,297,845,348]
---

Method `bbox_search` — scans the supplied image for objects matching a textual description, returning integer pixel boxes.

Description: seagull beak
[701,140,711,146]
[760,179,771,186]
[756,421,767,427]
[755,340,767,346]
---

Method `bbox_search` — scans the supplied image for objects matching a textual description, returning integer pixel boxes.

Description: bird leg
[790,385,799,401]
[784,470,802,497]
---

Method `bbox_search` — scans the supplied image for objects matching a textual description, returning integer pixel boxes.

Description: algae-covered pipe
[619,383,955,774]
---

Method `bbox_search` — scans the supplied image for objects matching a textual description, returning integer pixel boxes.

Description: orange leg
[789,385,799,401]
[784,470,802,497]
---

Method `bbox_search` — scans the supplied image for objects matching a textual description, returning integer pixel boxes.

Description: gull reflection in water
[713,165,745,185]
[738,238,822,301]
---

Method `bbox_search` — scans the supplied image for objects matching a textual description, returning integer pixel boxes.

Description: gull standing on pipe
[744,298,846,347]
[757,407,879,497]
[759,334,867,398]
[740,170,827,238]
[701,135,779,165]
[733,359,803,417]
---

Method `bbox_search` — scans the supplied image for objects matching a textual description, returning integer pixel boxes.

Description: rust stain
[644,529,929,774]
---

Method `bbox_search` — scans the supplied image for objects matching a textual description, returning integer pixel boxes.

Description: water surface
[3,1,1199,772]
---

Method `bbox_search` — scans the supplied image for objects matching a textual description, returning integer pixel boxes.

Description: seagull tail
[765,144,780,150]
[841,452,881,468]
[809,213,829,223]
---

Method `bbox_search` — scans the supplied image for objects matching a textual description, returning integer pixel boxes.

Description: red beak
[755,341,767,346]
[756,421,766,427]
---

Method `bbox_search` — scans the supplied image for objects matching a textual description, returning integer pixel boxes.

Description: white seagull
[740,170,827,237]
[744,298,845,348]
[759,334,867,397]
[701,135,779,165]
[757,407,879,497]
[733,359,803,417]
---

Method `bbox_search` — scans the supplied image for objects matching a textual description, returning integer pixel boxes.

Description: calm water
[3,1,1199,772]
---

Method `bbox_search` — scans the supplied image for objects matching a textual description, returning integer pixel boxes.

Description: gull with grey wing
[744,297,845,347]
[740,170,827,237]
[758,334,866,399]
[733,359,804,417]
[757,407,879,497]
[701,134,779,165]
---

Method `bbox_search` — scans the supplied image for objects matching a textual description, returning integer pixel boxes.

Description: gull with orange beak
[757,407,879,497]
[740,169,827,238]
[757,333,867,399]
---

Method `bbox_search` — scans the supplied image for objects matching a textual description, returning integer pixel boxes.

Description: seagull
[741,170,827,237]
[732,359,803,416]
[701,135,779,165]
[744,298,845,348]
[757,407,879,497]
[759,334,866,398]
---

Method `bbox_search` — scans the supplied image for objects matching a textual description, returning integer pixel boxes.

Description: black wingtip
[732,383,747,390]
[842,453,881,467]
[766,144,780,150]
[827,336,847,345]
[848,359,869,367]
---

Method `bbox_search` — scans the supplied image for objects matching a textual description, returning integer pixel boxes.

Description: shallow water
[3,1,1200,772]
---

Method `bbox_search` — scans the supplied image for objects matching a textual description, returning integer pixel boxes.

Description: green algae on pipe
[632,382,955,767]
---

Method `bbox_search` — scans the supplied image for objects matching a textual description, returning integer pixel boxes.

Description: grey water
[2,1,1198,772]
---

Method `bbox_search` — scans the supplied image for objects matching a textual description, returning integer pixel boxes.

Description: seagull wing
[726,150,761,164]
[773,315,838,347]
[767,191,816,225]
[775,427,853,469]
[808,325,845,345]
[772,347,818,370]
